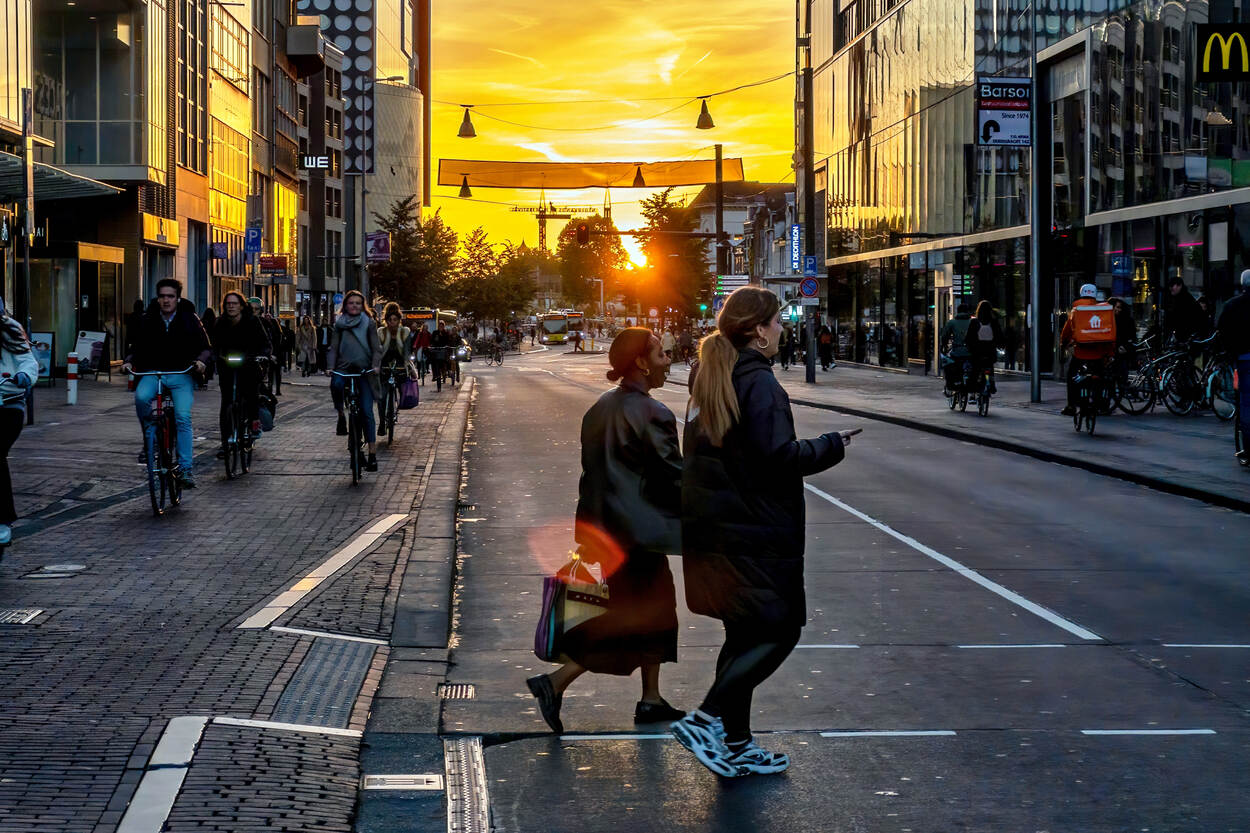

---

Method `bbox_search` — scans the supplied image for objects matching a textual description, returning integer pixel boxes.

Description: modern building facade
[803,0,1250,375]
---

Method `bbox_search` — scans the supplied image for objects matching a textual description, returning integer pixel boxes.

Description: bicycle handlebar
[331,368,377,378]
[130,366,196,376]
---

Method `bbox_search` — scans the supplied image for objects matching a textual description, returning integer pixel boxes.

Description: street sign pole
[1028,0,1042,402]
[800,11,817,384]
[20,87,33,336]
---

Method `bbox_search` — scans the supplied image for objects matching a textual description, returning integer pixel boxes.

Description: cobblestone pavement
[0,370,468,832]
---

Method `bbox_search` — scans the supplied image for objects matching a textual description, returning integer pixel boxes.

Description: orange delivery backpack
[1070,302,1117,345]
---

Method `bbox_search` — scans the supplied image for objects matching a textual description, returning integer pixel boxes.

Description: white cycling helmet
[1079,283,1098,298]
[1240,268,1250,288]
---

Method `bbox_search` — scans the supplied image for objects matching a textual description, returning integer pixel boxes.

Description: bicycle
[943,358,971,413]
[221,355,265,479]
[1071,360,1107,434]
[131,367,193,516]
[332,369,375,485]
[379,362,404,446]
[975,366,994,417]
[428,346,450,392]
[485,343,504,366]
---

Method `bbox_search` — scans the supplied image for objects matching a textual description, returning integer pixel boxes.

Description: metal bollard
[67,352,78,405]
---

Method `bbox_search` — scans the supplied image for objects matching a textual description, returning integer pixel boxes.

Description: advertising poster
[30,332,53,380]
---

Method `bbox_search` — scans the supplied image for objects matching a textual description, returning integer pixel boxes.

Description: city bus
[566,311,584,338]
[405,308,457,334]
[538,312,569,344]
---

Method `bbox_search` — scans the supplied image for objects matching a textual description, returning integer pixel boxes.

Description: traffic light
[699,304,708,313]
[575,223,590,245]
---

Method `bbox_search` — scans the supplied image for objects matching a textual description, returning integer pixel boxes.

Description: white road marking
[795,644,861,649]
[1080,729,1216,736]
[117,716,209,833]
[820,730,956,737]
[956,644,1067,649]
[269,626,388,645]
[237,513,408,629]
[1162,644,1250,649]
[559,733,672,740]
[803,484,1103,642]
[213,716,363,737]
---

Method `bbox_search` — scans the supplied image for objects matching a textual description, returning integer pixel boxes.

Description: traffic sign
[799,297,820,305]
[799,278,819,297]
[333,292,344,307]
[648,308,659,318]
[803,255,818,277]
[245,227,262,254]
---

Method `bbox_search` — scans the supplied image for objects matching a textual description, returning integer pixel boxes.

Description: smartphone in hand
[839,427,863,445]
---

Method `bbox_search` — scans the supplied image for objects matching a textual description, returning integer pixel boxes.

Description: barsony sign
[1196,24,1250,81]
[976,76,1032,146]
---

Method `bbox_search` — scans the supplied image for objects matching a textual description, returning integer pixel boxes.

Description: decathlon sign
[789,224,801,271]
[976,77,1031,146]
[1197,25,1250,81]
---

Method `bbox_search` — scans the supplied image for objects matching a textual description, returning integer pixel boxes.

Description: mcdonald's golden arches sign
[1197,24,1250,81]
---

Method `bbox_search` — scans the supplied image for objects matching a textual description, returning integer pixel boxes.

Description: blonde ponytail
[691,331,740,446]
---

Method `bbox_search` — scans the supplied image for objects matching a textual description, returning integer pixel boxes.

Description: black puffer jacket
[126,298,212,372]
[212,311,272,373]
[575,377,682,555]
[681,350,845,632]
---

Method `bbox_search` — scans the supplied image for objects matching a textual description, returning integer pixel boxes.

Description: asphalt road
[450,348,1250,833]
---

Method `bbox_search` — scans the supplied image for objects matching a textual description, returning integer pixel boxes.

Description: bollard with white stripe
[66,352,78,405]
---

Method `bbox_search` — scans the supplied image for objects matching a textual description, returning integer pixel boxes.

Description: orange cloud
[430,0,795,256]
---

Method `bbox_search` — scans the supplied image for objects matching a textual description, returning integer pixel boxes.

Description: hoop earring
[641,367,650,376]
[756,337,770,351]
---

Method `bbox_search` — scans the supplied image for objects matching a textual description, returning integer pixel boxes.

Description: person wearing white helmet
[1059,283,1117,416]
[1215,269,1250,460]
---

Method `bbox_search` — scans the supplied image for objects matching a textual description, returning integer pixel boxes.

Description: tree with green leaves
[638,188,709,318]
[449,230,537,322]
[369,197,458,308]
[555,214,628,311]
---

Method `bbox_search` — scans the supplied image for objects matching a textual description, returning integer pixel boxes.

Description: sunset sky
[431,0,797,262]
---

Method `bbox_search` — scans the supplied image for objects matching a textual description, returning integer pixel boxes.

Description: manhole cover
[0,609,42,624]
[438,683,476,700]
[361,774,444,791]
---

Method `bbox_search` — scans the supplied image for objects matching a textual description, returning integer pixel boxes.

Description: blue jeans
[331,374,376,444]
[1238,357,1250,444]
[134,371,196,472]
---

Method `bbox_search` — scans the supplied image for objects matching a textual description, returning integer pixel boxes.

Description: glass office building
[810,0,1250,373]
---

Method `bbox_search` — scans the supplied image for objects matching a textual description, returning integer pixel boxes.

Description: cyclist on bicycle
[329,290,382,471]
[1216,269,1250,460]
[429,320,452,384]
[1060,284,1117,416]
[939,302,975,395]
[660,327,676,360]
[963,300,1002,395]
[377,302,411,435]
[213,291,272,459]
[121,278,211,488]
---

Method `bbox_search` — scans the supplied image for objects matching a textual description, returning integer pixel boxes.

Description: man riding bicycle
[122,278,211,488]
[939,302,975,395]
[212,291,272,459]
[1060,284,1117,417]
[429,320,453,384]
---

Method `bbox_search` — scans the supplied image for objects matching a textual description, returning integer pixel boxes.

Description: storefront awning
[0,151,123,202]
[438,158,745,190]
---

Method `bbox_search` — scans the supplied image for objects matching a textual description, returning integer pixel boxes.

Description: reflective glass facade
[0,0,32,133]
[813,0,1250,372]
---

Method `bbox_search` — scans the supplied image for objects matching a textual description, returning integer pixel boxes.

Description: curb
[789,397,1250,515]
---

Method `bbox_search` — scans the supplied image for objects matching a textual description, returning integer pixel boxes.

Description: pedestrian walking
[671,285,857,778]
[817,324,835,370]
[1216,269,1250,461]
[316,317,332,373]
[297,316,317,376]
[526,327,685,733]
[280,318,295,371]
[0,297,39,552]
[778,324,793,370]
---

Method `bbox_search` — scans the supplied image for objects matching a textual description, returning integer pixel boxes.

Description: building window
[210,5,248,92]
[177,0,207,173]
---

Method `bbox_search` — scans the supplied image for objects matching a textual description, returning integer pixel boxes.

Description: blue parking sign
[803,255,818,277]
[245,227,262,254]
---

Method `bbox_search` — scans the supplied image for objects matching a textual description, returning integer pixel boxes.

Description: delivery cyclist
[1060,284,1117,416]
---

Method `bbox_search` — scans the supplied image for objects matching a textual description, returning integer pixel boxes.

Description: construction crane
[510,201,598,251]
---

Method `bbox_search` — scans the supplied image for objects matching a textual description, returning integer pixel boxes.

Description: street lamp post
[1028,0,1042,402]
[799,4,817,383]
[356,75,405,304]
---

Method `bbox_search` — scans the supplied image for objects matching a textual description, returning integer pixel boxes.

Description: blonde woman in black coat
[672,286,858,778]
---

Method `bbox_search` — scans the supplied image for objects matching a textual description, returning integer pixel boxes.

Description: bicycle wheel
[946,388,956,410]
[164,410,182,508]
[347,405,362,485]
[1236,414,1247,466]
[959,392,968,412]
[223,404,239,480]
[1209,364,1237,422]
[239,408,252,474]
[145,421,166,516]
[496,350,504,365]
[1118,368,1156,415]
[1161,367,1195,416]
[978,385,990,416]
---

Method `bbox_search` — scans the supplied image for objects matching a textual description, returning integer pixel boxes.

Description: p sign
[244,227,262,254]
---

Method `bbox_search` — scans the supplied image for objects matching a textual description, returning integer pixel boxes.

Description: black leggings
[700,621,802,743]
[0,407,24,524]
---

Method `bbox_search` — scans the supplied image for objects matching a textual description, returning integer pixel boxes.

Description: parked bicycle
[132,367,193,515]
[332,369,375,485]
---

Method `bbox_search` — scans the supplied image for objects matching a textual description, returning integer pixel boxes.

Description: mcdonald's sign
[1197,24,1250,81]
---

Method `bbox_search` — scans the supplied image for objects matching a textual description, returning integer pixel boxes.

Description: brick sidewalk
[0,369,471,832]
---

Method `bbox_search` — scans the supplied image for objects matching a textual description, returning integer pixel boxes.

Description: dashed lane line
[803,483,1104,642]
[1081,729,1217,736]
[269,625,388,645]
[820,730,957,738]
[237,513,408,629]
[1162,644,1250,649]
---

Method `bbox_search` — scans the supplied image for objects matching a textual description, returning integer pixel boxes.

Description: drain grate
[362,773,444,791]
[438,683,476,700]
[0,609,42,624]
[271,638,376,728]
[444,737,489,833]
